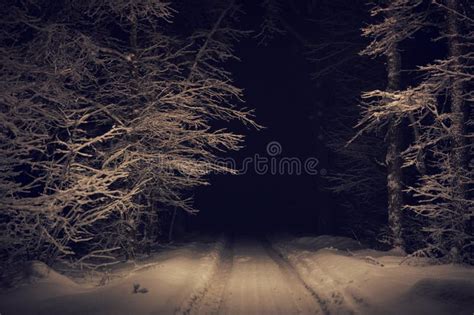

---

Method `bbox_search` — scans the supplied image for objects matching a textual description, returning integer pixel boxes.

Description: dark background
[189,2,331,235]
[186,0,446,237]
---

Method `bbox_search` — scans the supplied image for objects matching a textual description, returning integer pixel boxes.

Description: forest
[0,1,473,314]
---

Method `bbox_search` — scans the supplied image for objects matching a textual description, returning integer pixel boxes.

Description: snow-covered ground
[191,237,325,315]
[1,234,473,315]
[270,235,474,315]
[0,237,225,315]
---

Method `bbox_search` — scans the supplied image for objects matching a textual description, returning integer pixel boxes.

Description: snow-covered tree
[407,0,473,263]
[356,0,429,250]
[0,0,256,278]
[355,0,473,262]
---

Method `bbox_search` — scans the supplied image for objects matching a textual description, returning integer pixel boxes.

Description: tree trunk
[446,0,468,257]
[385,45,405,250]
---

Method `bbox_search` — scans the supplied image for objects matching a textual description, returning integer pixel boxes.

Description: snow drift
[270,235,474,315]
[0,238,225,315]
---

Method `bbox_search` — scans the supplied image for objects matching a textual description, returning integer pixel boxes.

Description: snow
[2,235,473,315]
[192,237,325,315]
[0,237,225,315]
[270,235,474,315]
[291,235,363,251]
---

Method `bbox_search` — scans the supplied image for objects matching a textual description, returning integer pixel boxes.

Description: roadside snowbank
[0,237,226,315]
[271,235,474,315]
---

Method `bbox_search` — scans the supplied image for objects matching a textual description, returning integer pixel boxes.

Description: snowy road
[189,237,327,315]
[3,235,472,315]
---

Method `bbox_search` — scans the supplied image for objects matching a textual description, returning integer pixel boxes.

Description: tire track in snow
[269,239,357,315]
[188,236,326,315]
[182,237,234,315]
[262,238,331,315]
[176,236,228,315]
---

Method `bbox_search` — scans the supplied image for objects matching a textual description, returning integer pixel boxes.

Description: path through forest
[188,236,327,315]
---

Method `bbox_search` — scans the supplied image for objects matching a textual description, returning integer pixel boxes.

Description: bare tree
[0,0,256,279]
[354,0,473,262]
[356,0,429,250]
[255,0,287,45]
[405,0,473,263]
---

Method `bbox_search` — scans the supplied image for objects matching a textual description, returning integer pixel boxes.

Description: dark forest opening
[190,31,328,235]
